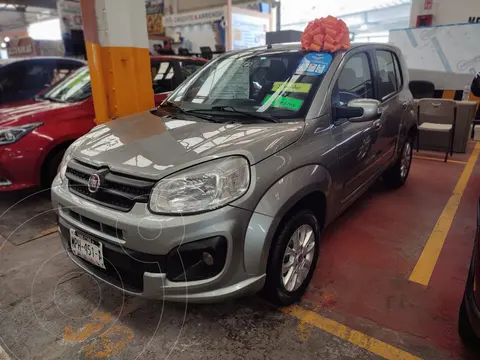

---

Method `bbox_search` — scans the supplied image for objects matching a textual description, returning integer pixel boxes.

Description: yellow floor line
[409,142,480,285]
[283,306,421,360]
[413,155,468,165]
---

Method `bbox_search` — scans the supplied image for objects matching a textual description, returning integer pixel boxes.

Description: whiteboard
[389,23,480,76]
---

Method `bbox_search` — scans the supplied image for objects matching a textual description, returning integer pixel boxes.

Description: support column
[80,0,154,124]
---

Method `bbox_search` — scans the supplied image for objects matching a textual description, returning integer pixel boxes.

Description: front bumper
[52,177,266,303]
[0,144,40,191]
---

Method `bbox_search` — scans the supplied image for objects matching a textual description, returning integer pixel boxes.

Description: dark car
[458,198,480,348]
[0,57,85,105]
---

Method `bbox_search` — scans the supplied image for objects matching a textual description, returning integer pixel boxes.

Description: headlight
[58,149,74,182]
[0,123,43,145]
[149,156,250,214]
[58,137,85,182]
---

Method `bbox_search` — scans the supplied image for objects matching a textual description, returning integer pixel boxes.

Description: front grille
[65,159,156,212]
[68,209,123,239]
[60,224,166,293]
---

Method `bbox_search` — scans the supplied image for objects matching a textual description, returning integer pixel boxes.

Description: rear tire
[459,297,480,348]
[383,137,412,189]
[264,209,320,306]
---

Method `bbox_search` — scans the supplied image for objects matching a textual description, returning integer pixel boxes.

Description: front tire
[264,210,320,306]
[42,150,65,189]
[384,137,413,189]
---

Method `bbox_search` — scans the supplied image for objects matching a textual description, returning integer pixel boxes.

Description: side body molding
[243,165,332,276]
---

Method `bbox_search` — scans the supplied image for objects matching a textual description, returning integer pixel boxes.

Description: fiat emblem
[87,173,101,193]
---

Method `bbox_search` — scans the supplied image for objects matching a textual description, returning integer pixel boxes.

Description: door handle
[373,119,382,130]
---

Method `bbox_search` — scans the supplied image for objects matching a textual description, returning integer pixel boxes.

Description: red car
[0,55,207,191]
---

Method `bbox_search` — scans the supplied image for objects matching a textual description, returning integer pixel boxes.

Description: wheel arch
[39,140,75,187]
[243,165,332,276]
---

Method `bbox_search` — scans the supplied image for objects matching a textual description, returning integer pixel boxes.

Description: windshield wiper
[43,96,66,103]
[161,101,219,122]
[189,106,279,123]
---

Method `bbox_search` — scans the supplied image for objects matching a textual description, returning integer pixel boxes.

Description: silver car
[52,43,416,305]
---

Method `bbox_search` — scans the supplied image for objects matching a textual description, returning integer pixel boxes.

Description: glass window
[332,52,373,106]
[392,53,403,89]
[41,67,91,103]
[180,61,204,79]
[0,63,28,92]
[375,50,397,100]
[166,50,332,121]
[152,61,175,93]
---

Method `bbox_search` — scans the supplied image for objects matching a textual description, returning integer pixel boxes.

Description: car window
[180,61,204,79]
[167,51,332,121]
[51,61,82,86]
[0,63,28,93]
[27,63,55,91]
[392,53,403,89]
[152,61,176,93]
[332,52,373,106]
[41,67,91,103]
[375,50,398,100]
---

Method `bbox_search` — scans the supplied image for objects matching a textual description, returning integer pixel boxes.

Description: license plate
[70,229,106,269]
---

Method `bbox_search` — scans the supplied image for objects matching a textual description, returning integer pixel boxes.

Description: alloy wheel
[400,141,412,179]
[281,224,316,292]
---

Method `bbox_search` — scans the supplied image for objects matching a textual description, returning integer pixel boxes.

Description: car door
[373,49,404,168]
[330,50,383,203]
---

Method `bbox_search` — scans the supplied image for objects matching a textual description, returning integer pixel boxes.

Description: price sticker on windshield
[271,82,312,93]
[262,94,303,111]
[295,52,333,76]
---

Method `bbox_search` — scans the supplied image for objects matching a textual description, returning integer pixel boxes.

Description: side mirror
[334,99,381,122]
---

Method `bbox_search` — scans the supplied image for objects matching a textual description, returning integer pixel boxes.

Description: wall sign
[468,17,480,23]
[163,8,225,27]
[7,37,37,57]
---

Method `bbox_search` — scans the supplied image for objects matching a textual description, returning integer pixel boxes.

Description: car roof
[243,42,400,55]
[150,55,208,62]
[0,56,86,63]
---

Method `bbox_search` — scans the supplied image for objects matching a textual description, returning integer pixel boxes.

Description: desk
[414,100,477,153]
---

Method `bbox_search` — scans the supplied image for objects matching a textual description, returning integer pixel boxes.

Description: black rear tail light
[166,236,227,282]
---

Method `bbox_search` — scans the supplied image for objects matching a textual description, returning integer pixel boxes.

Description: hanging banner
[146,0,164,35]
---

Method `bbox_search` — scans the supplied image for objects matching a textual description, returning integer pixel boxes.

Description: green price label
[262,94,304,111]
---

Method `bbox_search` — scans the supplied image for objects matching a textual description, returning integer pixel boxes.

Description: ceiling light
[4,37,10,42]
[1,43,6,48]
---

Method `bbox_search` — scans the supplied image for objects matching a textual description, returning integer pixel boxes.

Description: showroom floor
[1,142,479,360]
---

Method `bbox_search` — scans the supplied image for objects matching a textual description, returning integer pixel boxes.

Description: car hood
[0,100,74,127]
[71,110,304,180]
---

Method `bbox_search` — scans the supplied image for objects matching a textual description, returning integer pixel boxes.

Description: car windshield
[41,66,91,103]
[166,49,333,121]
